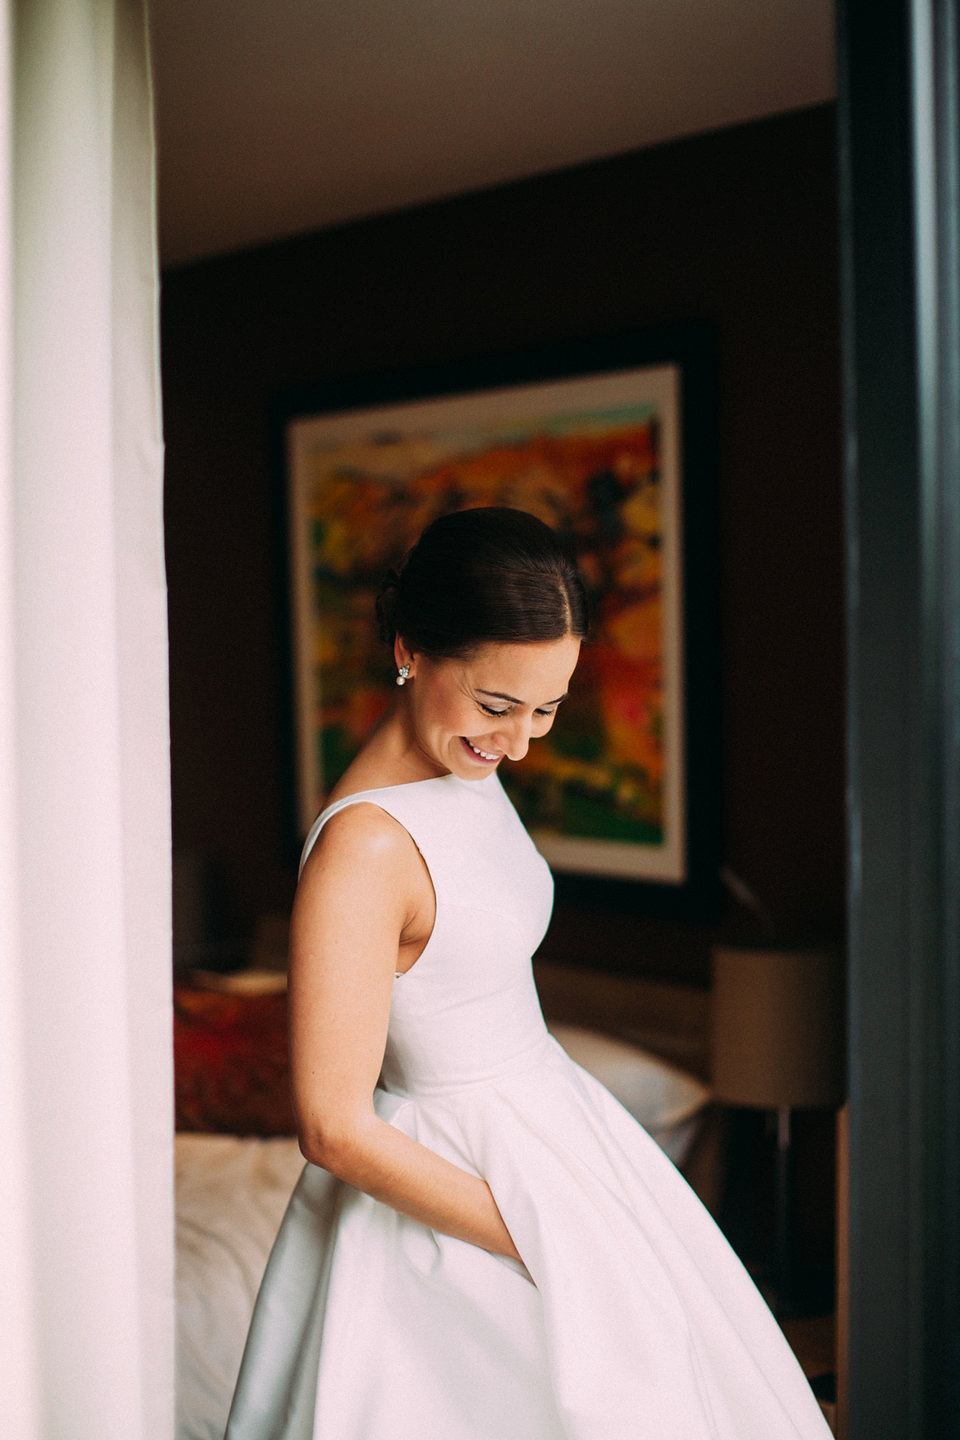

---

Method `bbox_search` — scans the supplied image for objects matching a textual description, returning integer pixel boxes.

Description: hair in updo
[376,507,588,660]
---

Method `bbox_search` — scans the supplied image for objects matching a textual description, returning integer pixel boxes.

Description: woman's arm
[288,803,521,1262]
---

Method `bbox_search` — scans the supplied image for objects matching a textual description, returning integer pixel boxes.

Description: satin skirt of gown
[225,772,832,1440]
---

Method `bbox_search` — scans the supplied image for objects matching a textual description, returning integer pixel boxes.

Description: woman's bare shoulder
[296,803,433,944]
[305,800,415,872]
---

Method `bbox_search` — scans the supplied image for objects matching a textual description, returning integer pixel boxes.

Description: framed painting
[279,329,718,913]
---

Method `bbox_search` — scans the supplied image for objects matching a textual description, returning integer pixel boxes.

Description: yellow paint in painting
[620,483,660,540]
[615,536,661,590]
[607,597,662,665]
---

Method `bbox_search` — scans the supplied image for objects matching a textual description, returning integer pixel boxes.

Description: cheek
[422,686,473,735]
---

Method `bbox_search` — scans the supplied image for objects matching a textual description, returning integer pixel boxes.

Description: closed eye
[479,702,559,718]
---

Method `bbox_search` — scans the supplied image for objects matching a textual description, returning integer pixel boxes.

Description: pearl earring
[396,664,410,687]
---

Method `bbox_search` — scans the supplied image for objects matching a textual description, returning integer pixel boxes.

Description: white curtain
[0,2,172,1437]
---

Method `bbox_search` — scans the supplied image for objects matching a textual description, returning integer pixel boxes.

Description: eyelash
[478,703,555,718]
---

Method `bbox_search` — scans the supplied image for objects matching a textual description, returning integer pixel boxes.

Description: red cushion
[173,985,296,1136]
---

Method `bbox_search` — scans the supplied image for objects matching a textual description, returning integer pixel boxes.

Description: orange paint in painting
[581,642,665,782]
[606,597,662,666]
[345,685,389,742]
[412,425,658,516]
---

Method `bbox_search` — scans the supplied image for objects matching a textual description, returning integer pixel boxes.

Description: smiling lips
[462,737,502,763]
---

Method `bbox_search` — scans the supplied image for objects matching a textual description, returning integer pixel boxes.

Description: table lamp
[710,945,845,1315]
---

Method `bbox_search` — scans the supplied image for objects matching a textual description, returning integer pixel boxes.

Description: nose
[495,713,532,762]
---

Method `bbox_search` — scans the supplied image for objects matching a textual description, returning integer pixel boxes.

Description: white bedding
[176,1134,306,1440]
[175,1029,710,1440]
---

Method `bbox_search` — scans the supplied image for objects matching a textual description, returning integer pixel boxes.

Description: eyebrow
[477,689,568,707]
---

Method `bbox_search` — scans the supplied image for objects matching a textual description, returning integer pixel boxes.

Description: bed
[174,963,716,1440]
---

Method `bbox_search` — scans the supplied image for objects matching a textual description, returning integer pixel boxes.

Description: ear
[393,636,414,675]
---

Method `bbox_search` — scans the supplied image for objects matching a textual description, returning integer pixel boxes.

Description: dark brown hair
[376,507,588,659]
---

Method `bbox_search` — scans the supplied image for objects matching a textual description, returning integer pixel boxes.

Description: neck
[364,701,447,783]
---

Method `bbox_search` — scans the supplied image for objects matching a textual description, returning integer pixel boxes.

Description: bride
[225,506,830,1439]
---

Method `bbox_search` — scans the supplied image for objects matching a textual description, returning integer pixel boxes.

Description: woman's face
[396,633,581,780]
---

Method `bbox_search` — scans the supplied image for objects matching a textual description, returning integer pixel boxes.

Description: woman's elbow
[297,1124,330,1169]
[296,1108,374,1177]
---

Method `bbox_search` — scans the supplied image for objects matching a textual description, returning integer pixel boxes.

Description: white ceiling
[151,0,835,268]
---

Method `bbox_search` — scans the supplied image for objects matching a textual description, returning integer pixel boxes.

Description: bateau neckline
[318,767,497,815]
[300,770,501,878]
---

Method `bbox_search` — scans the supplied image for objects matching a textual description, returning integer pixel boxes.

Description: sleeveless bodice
[300,772,555,1096]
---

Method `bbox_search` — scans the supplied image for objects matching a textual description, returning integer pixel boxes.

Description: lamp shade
[710,946,845,1109]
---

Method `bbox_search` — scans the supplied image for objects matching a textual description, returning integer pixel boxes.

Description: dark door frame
[837,1,960,1434]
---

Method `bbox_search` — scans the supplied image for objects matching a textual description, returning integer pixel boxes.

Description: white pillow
[547,1021,710,1165]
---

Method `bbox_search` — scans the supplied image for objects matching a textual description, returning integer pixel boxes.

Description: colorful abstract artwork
[287,361,687,882]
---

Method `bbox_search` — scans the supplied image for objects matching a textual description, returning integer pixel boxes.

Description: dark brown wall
[162,104,843,984]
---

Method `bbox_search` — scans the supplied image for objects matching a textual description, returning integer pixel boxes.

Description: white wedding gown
[224,771,831,1439]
